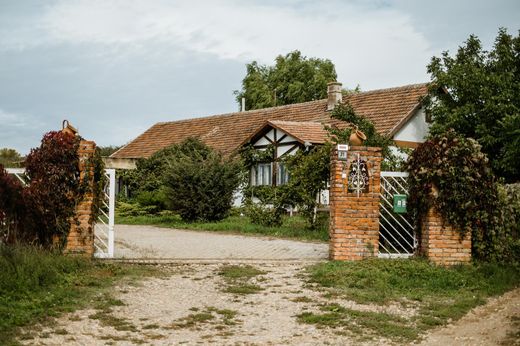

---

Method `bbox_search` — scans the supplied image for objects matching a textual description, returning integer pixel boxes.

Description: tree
[0,148,23,168]
[425,28,520,182]
[98,145,121,157]
[162,138,241,222]
[234,50,337,110]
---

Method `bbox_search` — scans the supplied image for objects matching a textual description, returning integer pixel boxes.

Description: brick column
[420,207,471,266]
[329,146,382,260]
[64,140,96,256]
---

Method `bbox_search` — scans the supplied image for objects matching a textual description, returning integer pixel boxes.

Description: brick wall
[420,207,471,266]
[329,146,382,260]
[64,140,96,256]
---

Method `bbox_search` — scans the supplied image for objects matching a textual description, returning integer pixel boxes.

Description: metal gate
[94,169,115,258]
[378,171,417,258]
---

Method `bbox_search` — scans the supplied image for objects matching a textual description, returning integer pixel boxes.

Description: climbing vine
[0,131,105,250]
[406,129,507,260]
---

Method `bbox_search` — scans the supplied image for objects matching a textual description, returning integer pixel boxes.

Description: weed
[298,304,418,342]
[218,265,266,295]
[291,296,314,303]
[302,258,520,342]
[0,245,158,344]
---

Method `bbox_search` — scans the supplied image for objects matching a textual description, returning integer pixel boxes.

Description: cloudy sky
[1,0,519,154]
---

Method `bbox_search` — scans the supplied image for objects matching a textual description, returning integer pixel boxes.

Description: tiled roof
[266,120,329,144]
[111,83,428,159]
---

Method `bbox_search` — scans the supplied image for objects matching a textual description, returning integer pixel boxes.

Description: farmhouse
[107,82,430,176]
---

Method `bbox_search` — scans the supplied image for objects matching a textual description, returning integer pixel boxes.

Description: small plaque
[393,194,407,213]
[337,144,349,161]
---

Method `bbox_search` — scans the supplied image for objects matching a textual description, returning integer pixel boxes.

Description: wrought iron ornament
[348,154,369,196]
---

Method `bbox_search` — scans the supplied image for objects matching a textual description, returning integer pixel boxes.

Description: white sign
[337,144,349,161]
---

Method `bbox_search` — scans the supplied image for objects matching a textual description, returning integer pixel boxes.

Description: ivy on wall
[406,129,518,261]
[0,131,105,250]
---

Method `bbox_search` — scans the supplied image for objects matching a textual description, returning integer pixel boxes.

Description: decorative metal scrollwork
[348,154,369,196]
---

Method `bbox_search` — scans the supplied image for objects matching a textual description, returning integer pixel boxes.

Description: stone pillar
[329,146,382,260]
[420,207,471,266]
[64,140,96,256]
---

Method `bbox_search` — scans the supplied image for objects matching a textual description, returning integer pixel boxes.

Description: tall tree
[425,28,520,182]
[0,148,22,168]
[235,50,337,110]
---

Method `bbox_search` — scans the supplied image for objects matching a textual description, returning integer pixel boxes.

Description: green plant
[406,130,507,260]
[234,50,337,110]
[0,244,156,344]
[218,265,266,295]
[243,201,283,227]
[305,259,520,341]
[425,28,520,182]
[162,138,241,222]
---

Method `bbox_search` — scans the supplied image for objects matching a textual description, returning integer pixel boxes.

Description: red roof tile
[111,83,428,159]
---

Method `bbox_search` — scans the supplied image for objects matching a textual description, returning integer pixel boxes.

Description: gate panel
[378,171,417,258]
[94,169,115,258]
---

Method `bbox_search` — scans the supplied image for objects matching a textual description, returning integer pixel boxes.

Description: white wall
[393,108,429,143]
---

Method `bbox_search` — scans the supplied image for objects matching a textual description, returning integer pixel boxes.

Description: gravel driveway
[113,225,328,260]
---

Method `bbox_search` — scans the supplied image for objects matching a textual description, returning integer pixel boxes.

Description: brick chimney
[327,82,342,111]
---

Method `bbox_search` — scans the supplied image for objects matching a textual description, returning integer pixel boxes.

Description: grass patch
[302,258,520,342]
[0,244,157,345]
[117,213,328,242]
[218,265,266,295]
[169,307,239,330]
[218,265,266,280]
[298,304,418,342]
[291,296,314,303]
[224,284,263,295]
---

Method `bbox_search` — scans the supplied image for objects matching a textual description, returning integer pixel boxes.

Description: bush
[0,131,104,250]
[162,139,241,222]
[407,130,518,262]
[244,202,283,227]
[0,166,26,243]
[497,183,520,260]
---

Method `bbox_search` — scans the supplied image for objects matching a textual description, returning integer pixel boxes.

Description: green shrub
[244,202,283,227]
[116,201,158,217]
[134,189,168,211]
[162,139,241,222]
[497,183,520,261]
[407,130,518,262]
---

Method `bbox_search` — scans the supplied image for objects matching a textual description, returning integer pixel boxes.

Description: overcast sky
[1,0,519,154]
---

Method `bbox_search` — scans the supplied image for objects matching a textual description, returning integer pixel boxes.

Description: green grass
[117,213,328,242]
[218,265,266,295]
[169,307,239,329]
[300,258,520,342]
[0,245,156,345]
[298,304,418,342]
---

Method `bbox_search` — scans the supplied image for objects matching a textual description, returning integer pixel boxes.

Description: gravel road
[113,225,329,260]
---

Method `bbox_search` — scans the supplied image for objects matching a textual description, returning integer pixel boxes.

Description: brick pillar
[329,146,382,260]
[64,140,96,256]
[420,207,471,266]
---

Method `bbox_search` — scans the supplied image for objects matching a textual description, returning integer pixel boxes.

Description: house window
[251,163,272,186]
[277,162,290,185]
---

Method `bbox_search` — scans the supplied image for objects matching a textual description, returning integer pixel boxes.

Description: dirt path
[418,287,520,346]
[20,262,519,346]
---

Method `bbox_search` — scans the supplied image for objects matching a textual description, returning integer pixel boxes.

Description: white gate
[5,167,115,258]
[94,169,115,258]
[378,171,417,258]
[5,168,28,185]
